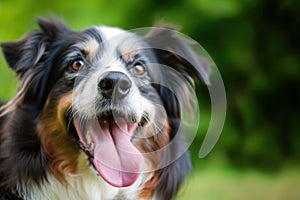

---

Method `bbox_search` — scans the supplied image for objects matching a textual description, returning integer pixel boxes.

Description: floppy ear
[1,18,71,74]
[145,25,211,85]
[145,25,211,119]
[1,31,45,73]
[1,18,72,109]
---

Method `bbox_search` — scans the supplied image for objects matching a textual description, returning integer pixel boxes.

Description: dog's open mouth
[73,110,144,187]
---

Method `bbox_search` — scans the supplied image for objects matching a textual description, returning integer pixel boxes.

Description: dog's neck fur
[19,153,152,200]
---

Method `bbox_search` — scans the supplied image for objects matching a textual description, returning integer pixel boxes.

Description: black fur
[0,19,74,198]
[0,18,209,200]
[144,28,209,199]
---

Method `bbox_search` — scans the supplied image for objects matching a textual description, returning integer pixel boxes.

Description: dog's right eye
[71,59,84,71]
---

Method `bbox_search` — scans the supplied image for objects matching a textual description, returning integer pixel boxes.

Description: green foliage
[176,164,300,200]
[0,0,299,173]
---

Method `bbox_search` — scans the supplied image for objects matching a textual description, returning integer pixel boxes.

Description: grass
[175,164,300,200]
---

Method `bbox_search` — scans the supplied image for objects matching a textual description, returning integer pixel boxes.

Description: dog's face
[0,19,210,198]
[51,26,165,187]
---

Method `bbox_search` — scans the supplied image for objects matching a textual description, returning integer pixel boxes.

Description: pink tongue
[89,118,143,187]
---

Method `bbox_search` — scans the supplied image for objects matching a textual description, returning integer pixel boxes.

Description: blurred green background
[0,0,299,199]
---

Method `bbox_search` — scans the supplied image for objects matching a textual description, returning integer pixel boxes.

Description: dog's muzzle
[73,71,146,188]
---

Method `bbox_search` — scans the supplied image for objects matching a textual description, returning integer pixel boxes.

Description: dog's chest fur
[23,153,150,200]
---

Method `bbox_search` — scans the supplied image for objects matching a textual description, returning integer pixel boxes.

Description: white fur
[23,152,152,200]
[97,26,126,41]
[73,26,154,123]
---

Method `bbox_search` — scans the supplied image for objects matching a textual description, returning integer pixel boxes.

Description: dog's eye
[132,62,146,76]
[71,59,84,71]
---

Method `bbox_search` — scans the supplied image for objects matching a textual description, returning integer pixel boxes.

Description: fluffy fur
[0,18,209,200]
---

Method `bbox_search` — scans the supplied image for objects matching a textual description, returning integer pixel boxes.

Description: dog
[0,18,210,200]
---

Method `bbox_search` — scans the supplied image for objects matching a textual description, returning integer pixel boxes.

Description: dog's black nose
[98,72,132,99]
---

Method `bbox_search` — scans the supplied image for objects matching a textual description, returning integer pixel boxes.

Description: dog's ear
[37,18,71,40]
[1,18,72,109]
[1,18,71,74]
[145,24,211,85]
[145,25,211,119]
[1,31,45,73]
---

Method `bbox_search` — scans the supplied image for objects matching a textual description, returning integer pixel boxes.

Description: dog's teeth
[85,131,94,151]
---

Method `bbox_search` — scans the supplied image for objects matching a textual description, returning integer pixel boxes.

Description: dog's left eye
[71,59,85,71]
[131,62,146,76]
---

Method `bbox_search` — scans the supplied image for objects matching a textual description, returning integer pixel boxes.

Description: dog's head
[1,18,210,198]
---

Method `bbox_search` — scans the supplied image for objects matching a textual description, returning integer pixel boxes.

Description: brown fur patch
[138,121,171,199]
[75,39,100,59]
[37,92,79,182]
[119,40,140,64]
[84,39,100,59]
